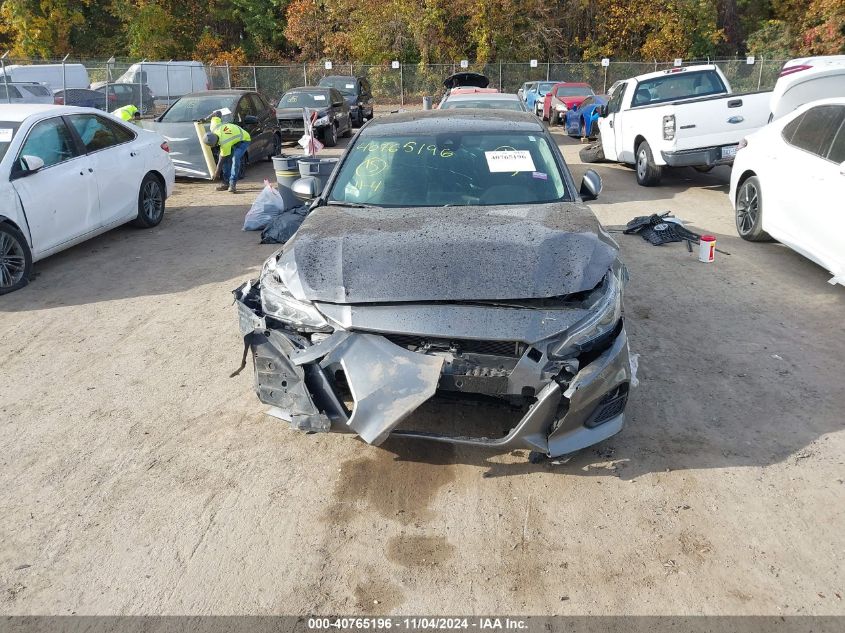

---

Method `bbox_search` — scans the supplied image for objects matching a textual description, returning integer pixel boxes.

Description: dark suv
[92,82,157,114]
[318,75,373,126]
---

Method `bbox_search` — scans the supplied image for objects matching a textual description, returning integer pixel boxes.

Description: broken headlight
[548,271,622,359]
[259,256,331,332]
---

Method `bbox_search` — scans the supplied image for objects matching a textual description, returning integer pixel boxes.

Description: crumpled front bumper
[234,282,632,458]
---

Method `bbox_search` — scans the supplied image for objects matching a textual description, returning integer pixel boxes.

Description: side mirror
[14,155,45,178]
[579,169,602,201]
[292,176,322,202]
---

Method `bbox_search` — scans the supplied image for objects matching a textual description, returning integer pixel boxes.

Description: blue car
[524,80,561,116]
[564,94,608,139]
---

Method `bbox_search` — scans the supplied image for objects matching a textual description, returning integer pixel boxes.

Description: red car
[543,82,595,123]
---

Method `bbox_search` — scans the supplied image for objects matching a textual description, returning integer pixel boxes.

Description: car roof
[445,92,520,101]
[362,109,545,135]
[286,86,331,93]
[182,90,252,99]
[0,104,86,122]
[633,64,719,82]
[320,75,358,81]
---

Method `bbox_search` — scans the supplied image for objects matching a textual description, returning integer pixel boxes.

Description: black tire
[0,223,33,295]
[693,165,714,173]
[132,173,165,228]
[323,123,337,147]
[579,131,605,163]
[735,175,772,242]
[635,140,662,186]
[266,133,281,161]
[341,120,353,138]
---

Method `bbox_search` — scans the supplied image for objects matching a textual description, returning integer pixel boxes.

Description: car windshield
[328,131,568,207]
[537,82,556,95]
[441,100,524,111]
[558,86,594,97]
[160,96,235,122]
[0,122,20,163]
[319,77,356,96]
[279,91,331,108]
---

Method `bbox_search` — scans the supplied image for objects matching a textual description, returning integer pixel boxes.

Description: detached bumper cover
[234,282,632,457]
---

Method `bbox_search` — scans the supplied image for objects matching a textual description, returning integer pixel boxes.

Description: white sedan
[0,104,175,294]
[730,97,845,286]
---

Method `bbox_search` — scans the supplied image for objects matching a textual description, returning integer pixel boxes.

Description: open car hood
[278,203,618,304]
[443,72,490,89]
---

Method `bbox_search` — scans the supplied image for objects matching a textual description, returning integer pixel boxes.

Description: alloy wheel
[736,181,759,235]
[142,180,164,223]
[0,231,26,289]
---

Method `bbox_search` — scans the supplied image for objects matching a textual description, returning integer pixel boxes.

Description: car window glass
[24,84,51,97]
[236,96,256,121]
[788,105,844,157]
[18,117,79,168]
[580,97,593,108]
[280,91,331,108]
[249,93,266,115]
[825,116,845,163]
[68,114,134,152]
[632,70,726,107]
[331,89,344,107]
[0,85,22,99]
[607,83,625,113]
[0,122,21,163]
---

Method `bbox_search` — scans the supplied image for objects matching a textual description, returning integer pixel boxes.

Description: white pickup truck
[595,65,772,186]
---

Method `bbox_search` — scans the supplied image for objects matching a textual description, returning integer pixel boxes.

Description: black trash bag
[260,206,308,244]
[623,213,700,246]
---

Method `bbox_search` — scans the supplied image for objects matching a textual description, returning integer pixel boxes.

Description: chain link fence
[1,56,787,113]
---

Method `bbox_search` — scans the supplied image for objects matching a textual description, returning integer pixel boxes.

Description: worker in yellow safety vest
[202,111,252,193]
[112,104,140,122]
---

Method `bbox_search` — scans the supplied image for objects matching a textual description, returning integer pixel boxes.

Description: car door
[821,114,845,278]
[774,104,845,261]
[598,82,626,161]
[250,93,276,153]
[10,116,99,255]
[66,113,146,226]
[235,95,263,159]
[330,89,350,132]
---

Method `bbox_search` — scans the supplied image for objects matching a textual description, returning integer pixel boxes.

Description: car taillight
[663,114,676,140]
[108,94,117,102]
[737,138,748,151]
[160,141,170,152]
[54,96,64,105]
[779,64,812,77]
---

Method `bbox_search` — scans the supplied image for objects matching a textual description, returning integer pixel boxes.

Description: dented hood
[278,203,618,304]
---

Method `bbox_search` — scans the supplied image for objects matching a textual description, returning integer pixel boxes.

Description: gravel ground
[1,124,843,616]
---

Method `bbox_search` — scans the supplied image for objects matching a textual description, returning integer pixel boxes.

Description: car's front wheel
[735,175,772,242]
[635,141,662,186]
[0,223,32,295]
[132,173,165,228]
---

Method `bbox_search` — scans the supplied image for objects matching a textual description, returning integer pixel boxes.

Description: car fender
[0,181,34,248]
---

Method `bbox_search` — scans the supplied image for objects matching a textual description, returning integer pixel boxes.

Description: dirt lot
[1,125,843,616]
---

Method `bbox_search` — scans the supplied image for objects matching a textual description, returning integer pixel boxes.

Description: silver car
[0,82,54,105]
[234,110,633,461]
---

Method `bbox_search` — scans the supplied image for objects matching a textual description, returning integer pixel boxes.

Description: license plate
[721,144,738,159]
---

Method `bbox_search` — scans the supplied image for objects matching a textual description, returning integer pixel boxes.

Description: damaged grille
[278,118,304,130]
[384,334,525,358]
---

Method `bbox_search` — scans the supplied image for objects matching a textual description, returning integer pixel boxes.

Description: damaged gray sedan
[234,110,633,459]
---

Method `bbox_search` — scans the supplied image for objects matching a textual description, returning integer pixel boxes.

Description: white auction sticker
[345,83,355,89]
[313,94,326,101]
[0,129,12,143]
[485,150,536,173]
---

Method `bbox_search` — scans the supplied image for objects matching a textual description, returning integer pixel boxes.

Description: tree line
[1,0,842,65]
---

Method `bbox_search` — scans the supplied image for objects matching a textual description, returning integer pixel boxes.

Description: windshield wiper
[326,201,378,208]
